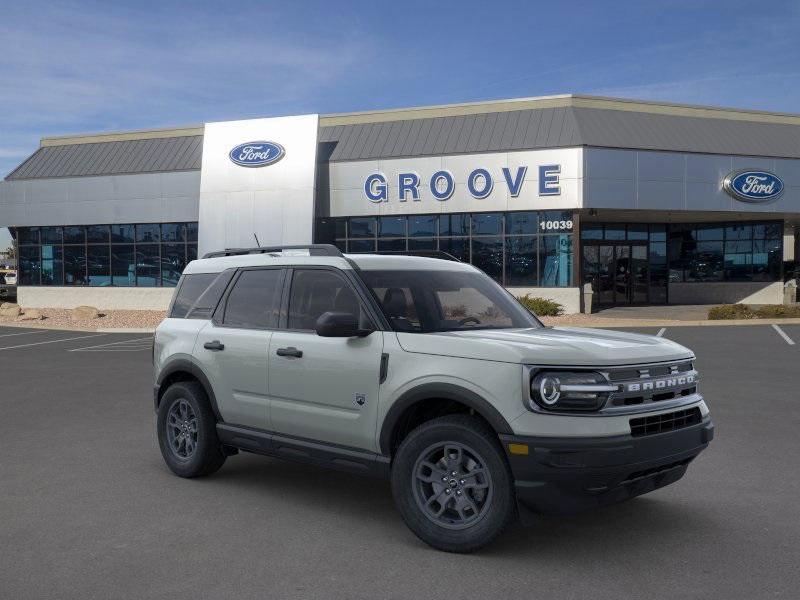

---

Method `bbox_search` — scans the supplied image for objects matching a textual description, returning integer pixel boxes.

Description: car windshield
[359,269,542,333]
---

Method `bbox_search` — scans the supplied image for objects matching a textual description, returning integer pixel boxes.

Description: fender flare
[156,358,223,422]
[379,382,513,455]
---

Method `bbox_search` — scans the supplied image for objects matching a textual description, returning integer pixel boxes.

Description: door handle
[276,346,303,358]
[203,340,225,351]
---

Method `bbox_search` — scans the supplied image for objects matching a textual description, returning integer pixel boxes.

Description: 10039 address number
[539,220,573,232]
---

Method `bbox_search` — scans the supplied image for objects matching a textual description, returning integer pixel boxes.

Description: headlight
[529,371,617,412]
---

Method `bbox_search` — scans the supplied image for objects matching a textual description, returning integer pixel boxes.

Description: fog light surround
[529,370,617,412]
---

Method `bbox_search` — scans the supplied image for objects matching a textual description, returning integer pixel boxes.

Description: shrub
[754,304,800,318]
[707,304,800,320]
[516,295,564,317]
[707,304,757,320]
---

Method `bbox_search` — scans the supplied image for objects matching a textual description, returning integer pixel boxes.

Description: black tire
[157,381,226,478]
[391,414,516,553]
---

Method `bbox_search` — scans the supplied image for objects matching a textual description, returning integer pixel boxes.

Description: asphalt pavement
[0,324,798,599]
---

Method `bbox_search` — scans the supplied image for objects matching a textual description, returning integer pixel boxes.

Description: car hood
[395,326,693,366]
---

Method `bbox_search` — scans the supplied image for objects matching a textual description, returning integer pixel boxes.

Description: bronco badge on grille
[626,373,696,393]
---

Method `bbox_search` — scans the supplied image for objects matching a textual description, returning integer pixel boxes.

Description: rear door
[268,267,384,451]
[194,267,285,429]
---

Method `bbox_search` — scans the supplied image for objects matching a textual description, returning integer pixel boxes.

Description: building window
[667,221,782,283]
[316,210,575,288]
[13,222,198,287]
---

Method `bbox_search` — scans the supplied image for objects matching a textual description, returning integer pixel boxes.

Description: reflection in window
[322,211,578,288]
[161,244,186,286]
[378,216,406,238]
[86,225,109,244]
[87,245,111,286]
[112,246,135,286]
[64,226,85,244]
[471,237,503,282]
[349,217,376,238]
[472,213,503,236]
[64,246,87,285]
[540,235,572,287]
[136,245,160,286]
[111,225,135,243]
[14,222,197,287]
[668,220,782,283]
[409,215,437,237]
[506,236,537,286]
[19,246,40,285]
[136,224,160,243]
[41,245,63,285]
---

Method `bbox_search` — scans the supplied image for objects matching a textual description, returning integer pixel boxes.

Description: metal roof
[319,107,582,161]
[8,94,800,180]
[320,106,800,161]
[6,135,203,180]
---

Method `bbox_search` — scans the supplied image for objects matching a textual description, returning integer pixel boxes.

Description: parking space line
[656,328,666,337]
[771,324,795,346]
[69,337,153,352]
[0,333,106,351]
[0,330,49,339]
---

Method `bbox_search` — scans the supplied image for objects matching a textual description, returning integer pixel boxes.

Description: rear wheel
[391,415,515,552]
[157,381,226,478]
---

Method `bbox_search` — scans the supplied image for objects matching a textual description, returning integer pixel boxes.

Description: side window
[186,269,235,319]
[373,286,421,331]
[222,269,283,329]
[287,269,368,330]
[170,273,217,318]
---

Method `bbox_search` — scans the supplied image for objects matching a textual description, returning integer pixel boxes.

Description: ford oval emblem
[229,141,285,167]
[723,169,784,203]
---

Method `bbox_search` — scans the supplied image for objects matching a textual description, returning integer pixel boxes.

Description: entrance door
[583,242,649,305]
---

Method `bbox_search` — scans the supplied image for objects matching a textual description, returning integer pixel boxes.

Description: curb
[96,328,156,333]
[545,317,800,328]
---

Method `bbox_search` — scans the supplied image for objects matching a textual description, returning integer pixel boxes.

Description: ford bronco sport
[153,244,713,552]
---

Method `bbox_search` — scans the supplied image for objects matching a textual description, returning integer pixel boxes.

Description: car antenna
[253,233,261,247]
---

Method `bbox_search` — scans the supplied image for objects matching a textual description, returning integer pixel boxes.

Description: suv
[153,244,713,552]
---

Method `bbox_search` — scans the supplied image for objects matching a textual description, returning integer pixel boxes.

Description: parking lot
[1,323,798,600]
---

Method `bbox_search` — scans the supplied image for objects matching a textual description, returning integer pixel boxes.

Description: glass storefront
[15,223,198,287]
[317,211,574,287]
[582,220,783,305]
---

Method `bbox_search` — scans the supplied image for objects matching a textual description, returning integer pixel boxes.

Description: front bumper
[500,417,714,515]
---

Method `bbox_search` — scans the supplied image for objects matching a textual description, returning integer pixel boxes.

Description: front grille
[608,361,693,382]
[629,407,702,437]
[605,361,698,410]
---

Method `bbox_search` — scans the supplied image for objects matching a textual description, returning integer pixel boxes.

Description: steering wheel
[458,316,481,326]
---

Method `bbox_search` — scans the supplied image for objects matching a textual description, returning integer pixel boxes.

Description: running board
[216,423,390,479]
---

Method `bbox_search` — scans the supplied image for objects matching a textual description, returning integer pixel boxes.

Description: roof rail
[373,250,462,262]
[202,244,344,259]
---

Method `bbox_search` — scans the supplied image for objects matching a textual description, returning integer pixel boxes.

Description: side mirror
[315,311,373,337]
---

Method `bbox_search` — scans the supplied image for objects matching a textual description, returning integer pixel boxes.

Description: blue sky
[1,0,799,249]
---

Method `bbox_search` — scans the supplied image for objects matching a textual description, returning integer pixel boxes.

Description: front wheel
[391,415,516,552]
[157,381,226,478]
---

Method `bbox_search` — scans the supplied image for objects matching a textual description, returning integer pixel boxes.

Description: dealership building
[0,94,798,313]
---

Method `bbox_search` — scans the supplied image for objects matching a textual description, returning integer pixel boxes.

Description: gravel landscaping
[0,307,167,330]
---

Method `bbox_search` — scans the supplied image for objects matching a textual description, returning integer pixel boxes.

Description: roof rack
[373,250,462,262]
[202,244,344,259]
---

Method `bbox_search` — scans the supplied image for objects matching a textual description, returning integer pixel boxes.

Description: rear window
[222,268,283,329]
[170,270,235,319]
[170,273,218,318]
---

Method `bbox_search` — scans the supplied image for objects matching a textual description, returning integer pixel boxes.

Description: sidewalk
[540,304,800,328]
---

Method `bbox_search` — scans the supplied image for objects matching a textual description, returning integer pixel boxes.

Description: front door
[268,267,384,451]
[583,242,649,305]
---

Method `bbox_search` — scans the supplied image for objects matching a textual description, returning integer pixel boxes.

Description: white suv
[153,244,713,552]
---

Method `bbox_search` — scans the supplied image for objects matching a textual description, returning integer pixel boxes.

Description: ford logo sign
[723,169,784,203]
[229,141,285,167]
